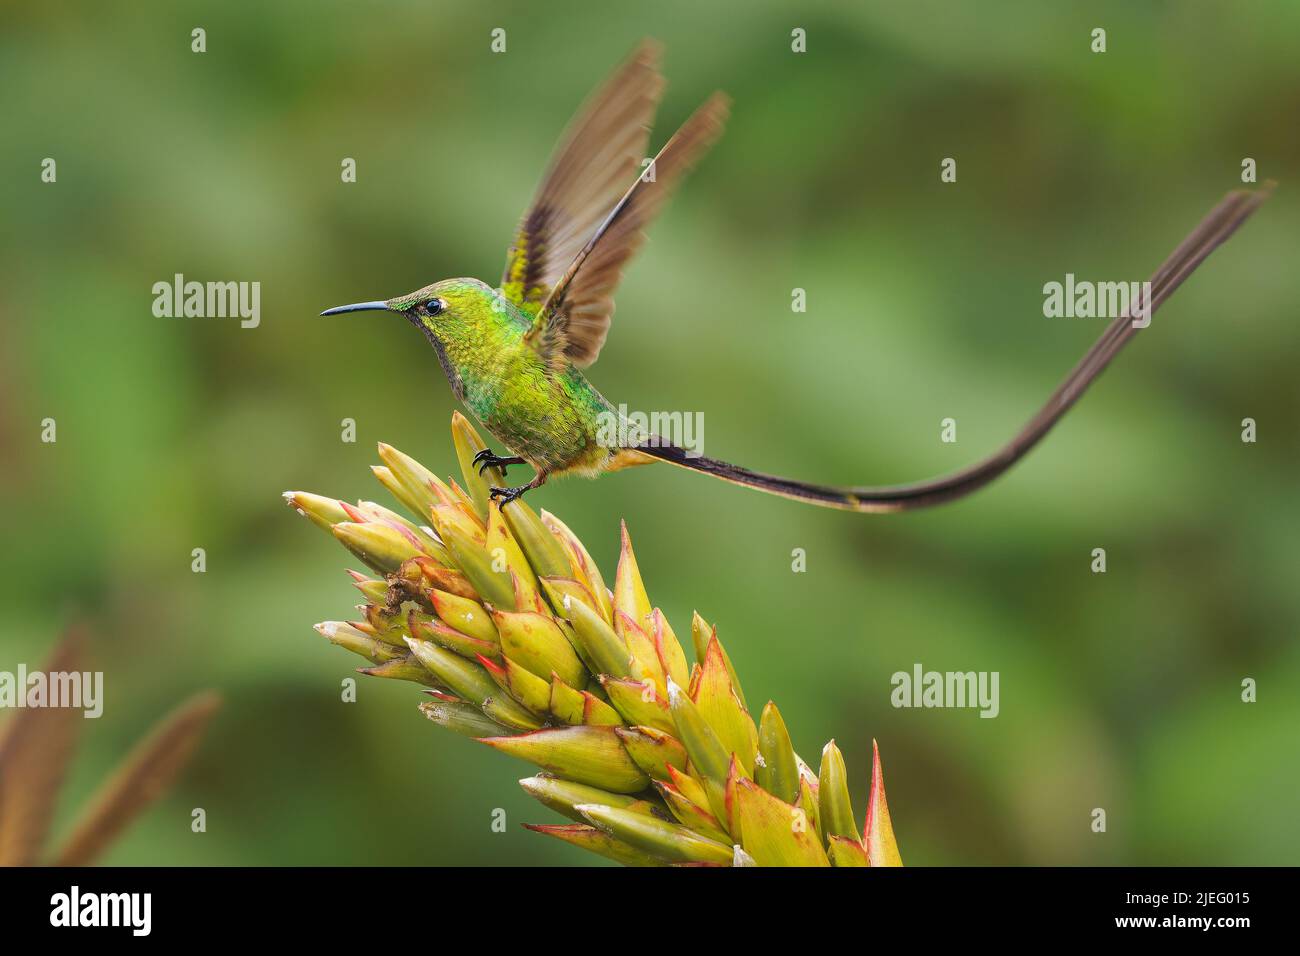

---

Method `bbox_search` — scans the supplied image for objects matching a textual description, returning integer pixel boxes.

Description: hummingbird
[323,40,1269,511]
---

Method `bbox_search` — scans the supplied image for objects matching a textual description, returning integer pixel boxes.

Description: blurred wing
[0,630,85,865]
[501,40,665,318]
[526,92,730,368]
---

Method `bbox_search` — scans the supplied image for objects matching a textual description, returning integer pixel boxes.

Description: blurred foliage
[1,0,1297,865]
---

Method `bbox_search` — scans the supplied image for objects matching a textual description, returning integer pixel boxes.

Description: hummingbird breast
[460,342,614,475]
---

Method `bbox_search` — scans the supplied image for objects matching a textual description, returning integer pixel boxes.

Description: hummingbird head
[321,278,521,398]
[322,277,517,340]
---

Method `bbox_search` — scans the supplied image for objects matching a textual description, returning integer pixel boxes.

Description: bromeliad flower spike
[322,40,1270,511]
[285,413,903,866]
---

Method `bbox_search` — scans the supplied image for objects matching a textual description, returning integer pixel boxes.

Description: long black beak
[320,300,390,316]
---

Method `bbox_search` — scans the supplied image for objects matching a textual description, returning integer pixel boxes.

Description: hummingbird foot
[489,472,548,506]
[473,449,526,477]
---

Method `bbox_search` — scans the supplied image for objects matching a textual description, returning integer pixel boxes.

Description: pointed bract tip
[518,775,551,796]
[632,37,663,62]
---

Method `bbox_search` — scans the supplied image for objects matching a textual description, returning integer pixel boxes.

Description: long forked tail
[634,187,1272,512]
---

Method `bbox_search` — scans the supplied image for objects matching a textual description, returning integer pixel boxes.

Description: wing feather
[502,41,665,316]
[526,92,730,367]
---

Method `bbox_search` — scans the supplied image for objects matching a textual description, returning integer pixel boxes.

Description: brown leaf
[0,629,86,866]
[51,691,221,866]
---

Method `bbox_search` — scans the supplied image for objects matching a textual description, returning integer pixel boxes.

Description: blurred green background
[2,0,1297,866]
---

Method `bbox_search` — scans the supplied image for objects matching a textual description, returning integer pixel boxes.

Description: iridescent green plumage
[393,277,628,478]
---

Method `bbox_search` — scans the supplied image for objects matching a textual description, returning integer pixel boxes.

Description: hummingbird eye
[424,298,446,316]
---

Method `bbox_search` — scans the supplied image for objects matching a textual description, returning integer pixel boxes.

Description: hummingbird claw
[488,485,527,506]
[488,470,548,507]
[474,449,526,477]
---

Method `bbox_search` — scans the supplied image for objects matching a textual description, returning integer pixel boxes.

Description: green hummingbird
[323,40,1269,511]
